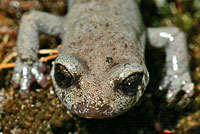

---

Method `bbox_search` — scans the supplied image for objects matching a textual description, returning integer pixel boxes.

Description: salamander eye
[54,64,74,89]
[118,72,143,96]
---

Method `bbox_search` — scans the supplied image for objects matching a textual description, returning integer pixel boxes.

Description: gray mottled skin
[12,0,194,118]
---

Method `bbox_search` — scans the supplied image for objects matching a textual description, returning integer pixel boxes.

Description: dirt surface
[0,0,200,134]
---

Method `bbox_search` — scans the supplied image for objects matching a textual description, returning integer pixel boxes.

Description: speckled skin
[12,0,194,118]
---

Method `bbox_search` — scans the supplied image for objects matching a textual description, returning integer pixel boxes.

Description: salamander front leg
[147,27,194,106]
[12,10,63,91]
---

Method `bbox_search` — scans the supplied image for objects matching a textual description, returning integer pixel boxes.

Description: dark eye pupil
[54,64,74,89]
[119,73,143,96]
